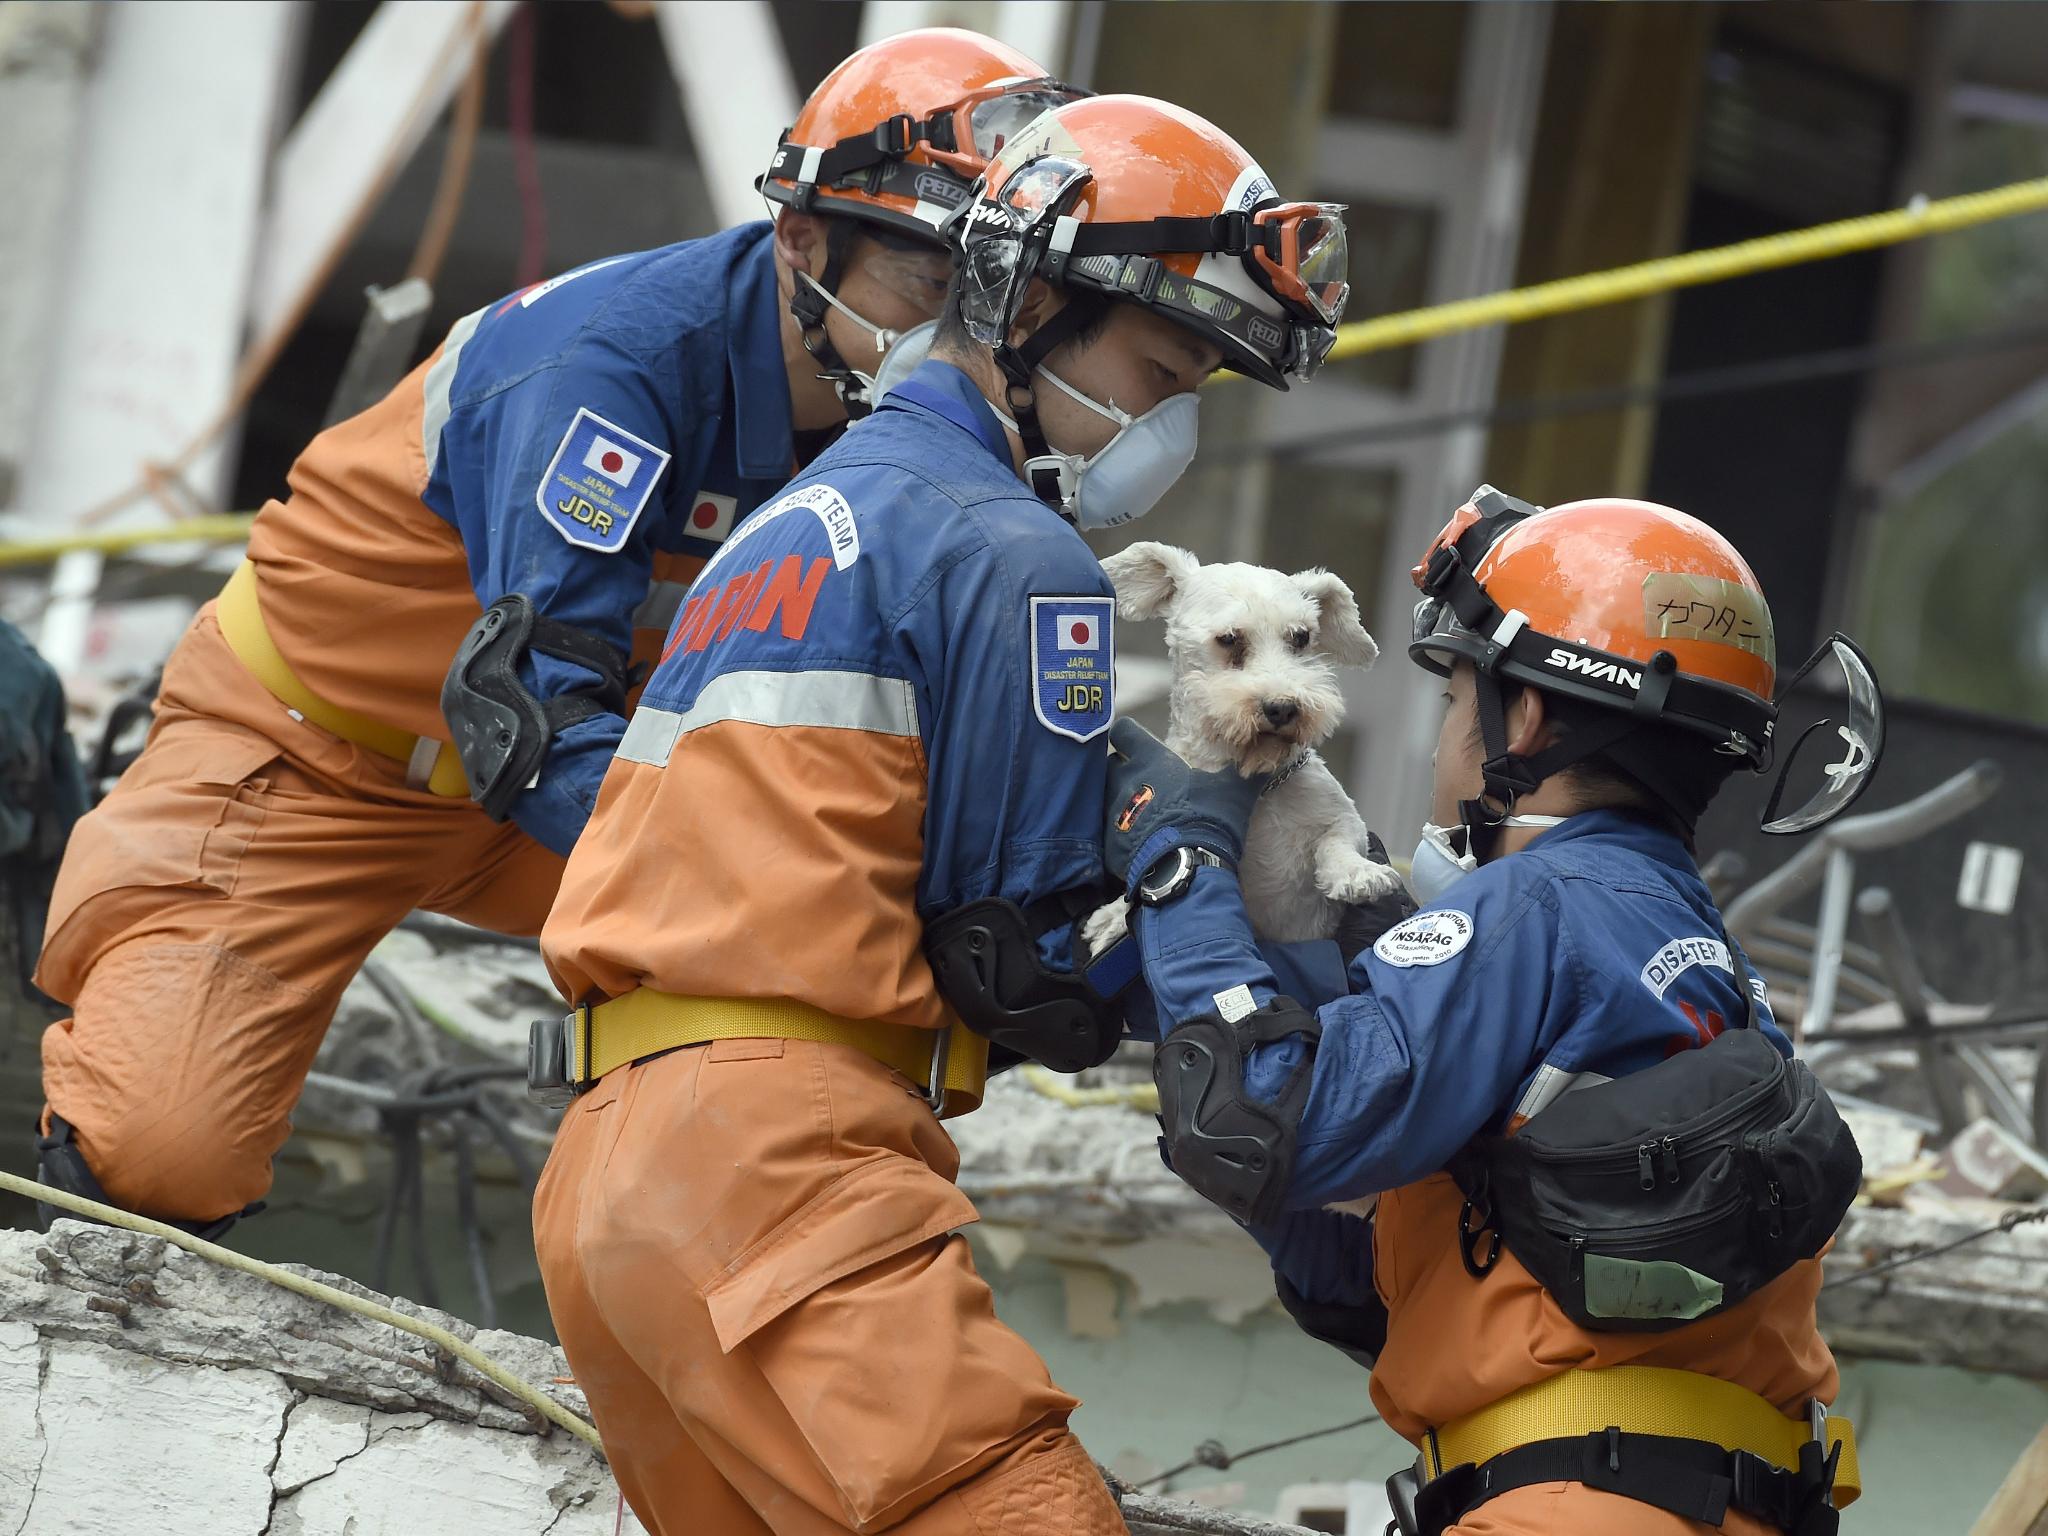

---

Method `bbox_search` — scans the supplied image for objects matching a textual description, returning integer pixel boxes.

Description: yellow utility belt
[1425,1365,1860,1507]
[570,989,990,1118]
[216,560,469,797]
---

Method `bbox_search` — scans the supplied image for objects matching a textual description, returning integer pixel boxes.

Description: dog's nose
[1261,699,1300,729]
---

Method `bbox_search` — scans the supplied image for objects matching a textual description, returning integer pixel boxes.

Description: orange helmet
[950,95,1349,388]
[759,29,1084,246]
[1411,487,1883,835]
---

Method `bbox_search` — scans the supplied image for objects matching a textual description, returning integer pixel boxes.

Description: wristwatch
[1136,845,1227,907]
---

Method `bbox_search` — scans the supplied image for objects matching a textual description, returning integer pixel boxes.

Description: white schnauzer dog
[1084,541,1407,954]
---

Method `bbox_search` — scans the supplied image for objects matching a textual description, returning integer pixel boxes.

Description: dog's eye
[1287,627,1311,652]
[1215,631,1240,651]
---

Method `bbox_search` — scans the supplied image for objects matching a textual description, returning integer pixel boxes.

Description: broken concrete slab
[1824,1203,2048,1379]
[0,1221,1311,1535]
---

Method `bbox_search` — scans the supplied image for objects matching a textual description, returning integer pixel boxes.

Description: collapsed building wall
[0,1221,1311,1536]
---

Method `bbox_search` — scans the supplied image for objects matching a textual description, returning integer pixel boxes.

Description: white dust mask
[868,320,939,403]
[990,366,1199,530]
[1408,816,1566,904]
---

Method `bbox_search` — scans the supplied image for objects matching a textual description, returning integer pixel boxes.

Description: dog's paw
[1324,1193,1380,1219]
[1316,844,1409,905]
[1082,898,1132,958]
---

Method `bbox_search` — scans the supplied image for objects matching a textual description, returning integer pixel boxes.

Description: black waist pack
[1448,1026,1862,1332]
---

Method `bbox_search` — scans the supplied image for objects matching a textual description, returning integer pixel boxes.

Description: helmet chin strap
[789,221,889,420]
[1461,661,1691,861]
[988,295,1107,519]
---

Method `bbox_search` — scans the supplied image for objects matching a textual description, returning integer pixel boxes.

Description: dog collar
[1263,748,1316,796]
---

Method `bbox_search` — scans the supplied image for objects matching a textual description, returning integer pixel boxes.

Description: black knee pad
[33,1115,256,1242]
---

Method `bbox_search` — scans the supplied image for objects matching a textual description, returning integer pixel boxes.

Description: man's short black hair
[1471,686,1740,832]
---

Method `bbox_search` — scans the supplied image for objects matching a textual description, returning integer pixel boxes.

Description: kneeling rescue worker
[530,95,1352,1532]
[30,28,1078,1237]
[1104,489,1885,1536]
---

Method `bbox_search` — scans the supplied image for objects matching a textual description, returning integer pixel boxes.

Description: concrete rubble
[956,1055,2048,1381]
[0,1220,1314,1536]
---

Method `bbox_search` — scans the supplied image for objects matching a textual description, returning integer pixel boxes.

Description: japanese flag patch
[681,490,738,546]
[1032,596,1114,741]
[538,408,671,552]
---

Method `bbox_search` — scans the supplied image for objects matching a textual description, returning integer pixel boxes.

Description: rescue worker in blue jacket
[531,96,1354,1533]
[33,29,1081,1234]
[1105,490,1883,1536]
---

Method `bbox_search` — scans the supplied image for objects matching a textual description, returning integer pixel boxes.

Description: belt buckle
[1804,1399,1839,1512]
[526,1003,592,1109]
[1385,1464,1423,1536]
[919,1025,953,1118]
[1727,1449,1778,1515]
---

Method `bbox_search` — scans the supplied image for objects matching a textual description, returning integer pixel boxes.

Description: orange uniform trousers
[34,608,564,1224]
[1373,1175,1834,1536]
[532,1035,1127,1535]
[1442,1484,1778,1535]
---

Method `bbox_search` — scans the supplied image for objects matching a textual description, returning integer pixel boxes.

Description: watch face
[1138,847,1192,906]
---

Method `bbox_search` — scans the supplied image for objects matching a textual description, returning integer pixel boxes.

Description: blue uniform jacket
[553,358,1117,1018]
[422,222,795,854]
[1133,810,1787,1307]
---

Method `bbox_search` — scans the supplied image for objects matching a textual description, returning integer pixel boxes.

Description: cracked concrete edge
[2,1222,590,1437]
[4,1221,1308,1536]
[1821,1202,2048,1378]
[0,1327,52,1536]
[1118,1491,1320,1536]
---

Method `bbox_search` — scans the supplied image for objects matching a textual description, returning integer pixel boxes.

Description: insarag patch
[538,408,671,552]
[1031,596,1113,741]
[1373,909,1473,967]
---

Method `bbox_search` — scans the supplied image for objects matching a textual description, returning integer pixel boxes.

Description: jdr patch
[1032,596,1113,742]
[537,408,671,552]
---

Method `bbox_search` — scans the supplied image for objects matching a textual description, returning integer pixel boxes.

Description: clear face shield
[956,155,1094,348]
[1758,633,1886,835]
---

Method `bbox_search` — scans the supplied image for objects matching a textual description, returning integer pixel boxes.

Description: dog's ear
[1292,569,1379,667]
[1101,542,1198,621]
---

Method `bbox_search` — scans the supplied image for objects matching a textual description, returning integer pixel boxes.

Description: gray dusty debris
[0,1222,1312,1535]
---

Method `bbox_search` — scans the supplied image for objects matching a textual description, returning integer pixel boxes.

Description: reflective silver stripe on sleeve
[420,306,487,482]
[631,580,692,633]
[616,670,918,766]
[1509,1063,1612,1126]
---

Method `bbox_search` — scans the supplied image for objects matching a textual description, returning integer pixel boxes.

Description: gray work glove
[1102,719,1267,894]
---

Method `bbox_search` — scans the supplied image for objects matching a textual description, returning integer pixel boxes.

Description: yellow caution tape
[10,177,2047,565]
[0,1168,604,1452]
[1241,174,2048,373]
[1021,1063,1159,1114]
[0,514,256,569]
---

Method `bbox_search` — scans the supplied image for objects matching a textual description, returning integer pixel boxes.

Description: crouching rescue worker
[31,28,1082,1236]
[529,95,1352,1533]
[1105,490,1885,1536]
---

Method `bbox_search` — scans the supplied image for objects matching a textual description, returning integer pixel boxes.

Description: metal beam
[249,0,516,343]
[858,2,1072,67]
[18,1,299,673]
[654,1,798,232]
[1348,2,1552,838]
[0,2,101,517]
